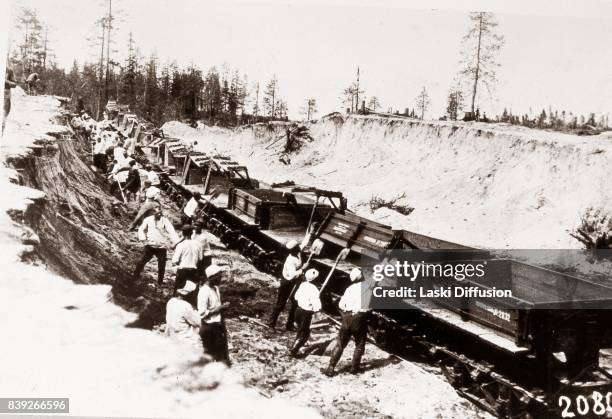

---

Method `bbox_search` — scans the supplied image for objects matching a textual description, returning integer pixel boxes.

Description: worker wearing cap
[289,268,322,357]
[128,182,161,231]
[198,264,231,365]
[268,239,303,330]
[166,281,201,347]
[172,224,204,295]
[324,268,371,376]
[133,208,179,285]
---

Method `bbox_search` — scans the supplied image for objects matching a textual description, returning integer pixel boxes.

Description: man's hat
[205,264,225,279]
[286,239,299,250]
[305,268,319,282]
[350,268,363,282]
[145,188,159,200]
[177,281,197,295]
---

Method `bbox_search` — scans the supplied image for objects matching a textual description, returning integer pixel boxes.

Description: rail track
[72,109,612,418]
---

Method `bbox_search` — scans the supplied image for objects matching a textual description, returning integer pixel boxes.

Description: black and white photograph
[1,0,611,418]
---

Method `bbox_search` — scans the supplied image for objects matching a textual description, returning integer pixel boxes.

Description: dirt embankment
[164,115,612,249]
[1,93,320,418]
[2,95,489,417]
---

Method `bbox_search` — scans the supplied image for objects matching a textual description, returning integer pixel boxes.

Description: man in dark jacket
[124,160,141,201]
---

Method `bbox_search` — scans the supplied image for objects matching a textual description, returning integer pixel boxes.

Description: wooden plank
[313,257,358,274]
[260,229,306,244]
[183,184,208,195]
[407,299,529,354]
[226,209,259,227]
[202,165,213,195]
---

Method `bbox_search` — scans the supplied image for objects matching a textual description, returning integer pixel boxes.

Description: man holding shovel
[324,267,371,376]
[289,268,322,357]
[268,240,303,330]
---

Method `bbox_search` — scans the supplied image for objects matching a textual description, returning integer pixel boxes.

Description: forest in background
[5,4,610,134]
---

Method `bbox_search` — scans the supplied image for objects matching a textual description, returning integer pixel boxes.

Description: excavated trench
[3,111,490,418]
[8,116,169,326]
[9,113,279,329]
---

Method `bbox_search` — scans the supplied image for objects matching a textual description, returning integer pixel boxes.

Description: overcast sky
[2,0,611,119]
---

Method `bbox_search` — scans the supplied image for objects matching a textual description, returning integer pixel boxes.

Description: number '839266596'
[558,391,612,417]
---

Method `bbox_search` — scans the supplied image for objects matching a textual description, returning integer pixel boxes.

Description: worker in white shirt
[142,179,161,200]
[113,144,126,165]
[172,225,204,295]
[192,221,213,274]
[93,136,108,172]
[198,264,231,365]
[108,159,130,197]
[133,208,179,285]
[289,268,322,357]
[165,281,201,347]
[181,192,204,224]
[128,182,162,231]
[144,164,160,186]
[324,268,371,377]
[268,240,303,330]
[124,136,136,156]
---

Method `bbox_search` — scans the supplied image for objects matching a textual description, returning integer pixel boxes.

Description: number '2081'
[559,392,612,417]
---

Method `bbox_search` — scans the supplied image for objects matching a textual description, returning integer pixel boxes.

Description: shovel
[319,247,351,295]
[113,173,127,203]
[303,238,324,269]
[288,238,325,298]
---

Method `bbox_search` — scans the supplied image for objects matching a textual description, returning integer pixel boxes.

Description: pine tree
[458,12,505,114]
[446,88,464,120]
[415,86,431,120]
[263,75,279,117]
[367,96,380,112]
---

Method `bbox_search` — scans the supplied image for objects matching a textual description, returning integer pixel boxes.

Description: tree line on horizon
[5,5,609,133]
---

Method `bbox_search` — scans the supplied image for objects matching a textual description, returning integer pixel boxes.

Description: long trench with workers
[69,106,372,375]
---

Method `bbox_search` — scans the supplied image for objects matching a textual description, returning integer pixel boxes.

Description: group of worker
[70,110,373,374]
[270,237,372,376]
[70,112,232,365]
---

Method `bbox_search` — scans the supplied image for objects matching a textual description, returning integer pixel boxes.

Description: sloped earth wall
[8,123,167,323]
[1,101,489,417]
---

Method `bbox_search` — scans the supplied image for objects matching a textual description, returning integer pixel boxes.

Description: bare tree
[459,12,505,114]
[340,67,365,113]
[415,86,430,119]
